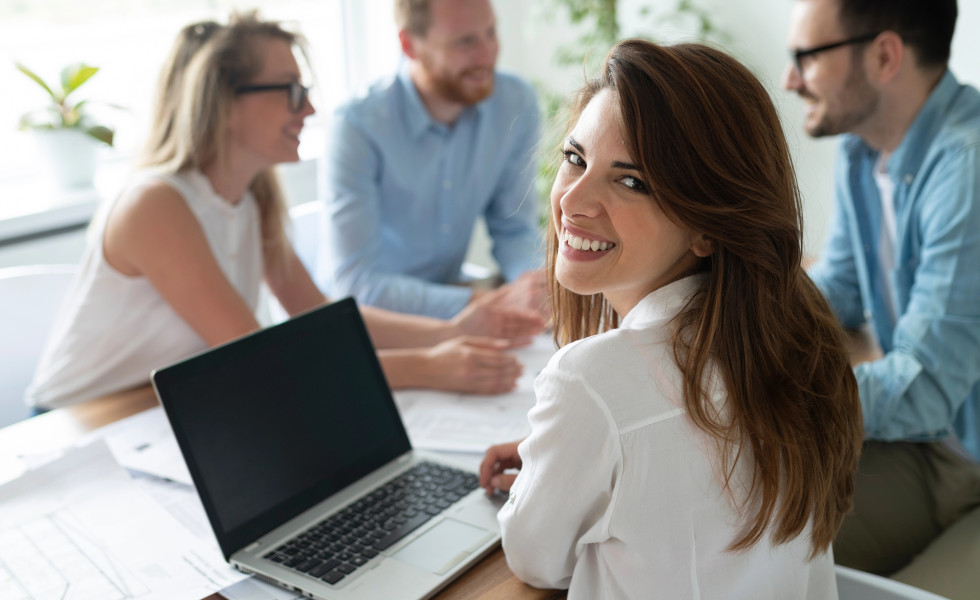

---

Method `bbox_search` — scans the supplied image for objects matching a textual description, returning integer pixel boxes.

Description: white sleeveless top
[27,169,263,409]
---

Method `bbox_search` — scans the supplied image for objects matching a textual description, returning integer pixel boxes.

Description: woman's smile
[558,225,616,261]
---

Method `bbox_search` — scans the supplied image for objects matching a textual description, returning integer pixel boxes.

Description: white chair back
[289,201,322,275]
[263,202,324,324]
[836,565,950,600]
[0,264,76,427]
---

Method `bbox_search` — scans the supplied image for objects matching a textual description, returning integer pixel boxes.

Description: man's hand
[455,283,545,340]
[423,337,523,395]
[480,440,524,494]
[500,269,551,322]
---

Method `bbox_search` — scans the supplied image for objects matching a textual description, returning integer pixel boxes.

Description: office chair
[262,202,323,324]
[289,200,322,275]
[0,264,76,427]
[836,565,950,600]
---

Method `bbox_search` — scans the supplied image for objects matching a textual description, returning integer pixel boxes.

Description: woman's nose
[556,173,603,219]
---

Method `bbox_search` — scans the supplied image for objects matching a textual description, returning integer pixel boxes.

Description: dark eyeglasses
[235,81,310,113]
[790,32,881,74]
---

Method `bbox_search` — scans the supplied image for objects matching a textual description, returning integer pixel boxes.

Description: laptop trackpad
[392,518,493,575]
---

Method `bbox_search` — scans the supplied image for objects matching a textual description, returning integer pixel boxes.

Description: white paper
[128,471,215,543]
[0,440,246,600]
[393,334,556,453]
[0,453,26,486]
[82,406,194,486]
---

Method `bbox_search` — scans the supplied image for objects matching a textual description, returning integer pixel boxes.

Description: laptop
[151,298,503,600]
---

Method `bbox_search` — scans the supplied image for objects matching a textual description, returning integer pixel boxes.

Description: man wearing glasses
[317,0,545,320]
[784,0,980,593]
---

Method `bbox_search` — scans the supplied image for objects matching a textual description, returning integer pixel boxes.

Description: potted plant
[16,62,115,190]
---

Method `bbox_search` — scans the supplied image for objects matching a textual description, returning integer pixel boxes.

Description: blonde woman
[28,14,543,411]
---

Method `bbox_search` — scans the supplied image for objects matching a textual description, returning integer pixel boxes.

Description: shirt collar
[397,63,435,139]
[397,61,489,139]
[844,69,960,184]
[886,69,959,183]
[620,273,707,330]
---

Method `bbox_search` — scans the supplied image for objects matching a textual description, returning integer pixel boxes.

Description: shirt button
[443,180,452,190]
[441,224,451,234]
[904,174,913,184]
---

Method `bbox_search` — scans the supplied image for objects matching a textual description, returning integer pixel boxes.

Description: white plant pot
[33,129,100,190]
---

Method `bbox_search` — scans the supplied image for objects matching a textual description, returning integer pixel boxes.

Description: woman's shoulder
[542,326,682,423]
[551,325,673,374]
[112,168,224,222]
[111,175,193,227]
[102,172,205,273]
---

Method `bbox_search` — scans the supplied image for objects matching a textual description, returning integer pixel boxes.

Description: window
[0,0,400,215]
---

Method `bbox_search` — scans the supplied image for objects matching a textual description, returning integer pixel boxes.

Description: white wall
[493,0,980,256]
[6,0,978,268]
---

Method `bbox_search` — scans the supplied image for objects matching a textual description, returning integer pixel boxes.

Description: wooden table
[0,384,561,600]
[1,328,877,600]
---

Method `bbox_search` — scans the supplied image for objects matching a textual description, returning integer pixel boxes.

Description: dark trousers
[834,440,980,598]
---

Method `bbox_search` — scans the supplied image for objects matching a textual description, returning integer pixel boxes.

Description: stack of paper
[0,441,246,600]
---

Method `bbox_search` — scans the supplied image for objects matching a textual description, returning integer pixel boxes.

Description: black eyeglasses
[791,32,881,73]
[235,81,310,113]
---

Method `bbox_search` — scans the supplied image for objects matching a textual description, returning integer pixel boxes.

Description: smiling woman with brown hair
[481,39,862,598]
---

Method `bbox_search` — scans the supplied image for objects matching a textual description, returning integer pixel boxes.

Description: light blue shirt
[810,70,980,461]
[318,65,542,318]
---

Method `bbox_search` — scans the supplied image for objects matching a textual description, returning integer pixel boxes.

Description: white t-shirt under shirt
[874,153,899,326]
[27,169,263,409]
[498,275,837,599]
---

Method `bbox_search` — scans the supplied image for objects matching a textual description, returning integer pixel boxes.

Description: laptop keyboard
[263,461,479,585]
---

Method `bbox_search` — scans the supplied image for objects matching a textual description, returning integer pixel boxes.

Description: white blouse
[498,275,837,599]
[27,169,263,409]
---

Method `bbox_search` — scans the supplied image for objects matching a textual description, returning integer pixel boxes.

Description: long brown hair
[138,11,306,265]
[547,39,862,557]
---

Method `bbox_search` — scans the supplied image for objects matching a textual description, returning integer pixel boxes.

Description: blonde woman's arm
[264,245,544,347]
[263,243,527,394]
[103,181,263,346]
[106,182,526,395]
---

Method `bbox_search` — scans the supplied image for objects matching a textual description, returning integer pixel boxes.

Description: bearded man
[318,0,545,320]
[784,0,980,595]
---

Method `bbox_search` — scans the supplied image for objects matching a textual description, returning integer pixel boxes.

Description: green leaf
[15,63,58,102]
[85,125,114,146]
[61,63,99,97]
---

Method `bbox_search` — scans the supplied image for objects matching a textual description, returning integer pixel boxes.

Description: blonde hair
[138,11,308,265]
[549,40,862,558]
[394,0,433,36]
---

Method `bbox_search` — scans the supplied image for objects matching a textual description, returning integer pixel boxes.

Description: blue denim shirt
[317,65,543,319]
[809,71,980,461]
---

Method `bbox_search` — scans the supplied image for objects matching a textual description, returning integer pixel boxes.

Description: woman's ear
[691,234,713,258]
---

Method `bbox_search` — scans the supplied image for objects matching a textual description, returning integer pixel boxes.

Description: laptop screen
[152,298,412,559]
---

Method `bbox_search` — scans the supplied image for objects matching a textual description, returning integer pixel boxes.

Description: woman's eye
[562,150,585,167]
[621,176,648,192]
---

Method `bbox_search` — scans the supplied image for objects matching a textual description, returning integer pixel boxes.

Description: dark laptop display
[152,298,411,559]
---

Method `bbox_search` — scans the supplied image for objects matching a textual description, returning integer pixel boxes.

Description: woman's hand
[421,337,524,395]
[480,440,524,494]
[453,284,545,341]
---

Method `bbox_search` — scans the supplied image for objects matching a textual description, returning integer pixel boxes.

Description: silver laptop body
[151,298,502,600]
